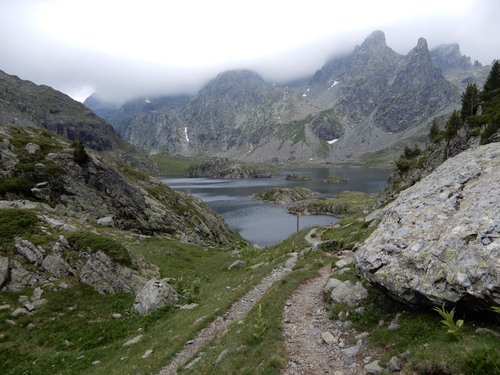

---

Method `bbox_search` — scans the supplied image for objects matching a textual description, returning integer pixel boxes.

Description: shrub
[72,139,89,164]
[481,120,500,144]
[0,178,34,198]
[395,158,411,174]
[403,145,421,159]
[66,231,132,267]
[464,347,500,375]
[0,209,39,245]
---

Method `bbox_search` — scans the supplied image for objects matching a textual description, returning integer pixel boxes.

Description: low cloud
[1,0,499,104]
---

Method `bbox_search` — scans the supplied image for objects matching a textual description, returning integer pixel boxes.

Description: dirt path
[158,253,298,375]
[282,264,365,375]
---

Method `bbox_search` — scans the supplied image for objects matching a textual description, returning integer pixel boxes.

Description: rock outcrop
[133,278,179,315]
[356,143,500,312]
[0,125,239,245]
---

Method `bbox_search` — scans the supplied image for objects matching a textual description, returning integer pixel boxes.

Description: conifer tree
[445,110,462,140]
[429,118,440,142]
[460,83,479,119]
[481,60,500,103]
[72,139,89,164]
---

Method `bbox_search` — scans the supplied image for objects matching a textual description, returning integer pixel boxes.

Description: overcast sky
[1,0,499,104]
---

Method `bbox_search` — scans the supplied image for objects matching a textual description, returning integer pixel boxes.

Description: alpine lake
[161,167,392,246]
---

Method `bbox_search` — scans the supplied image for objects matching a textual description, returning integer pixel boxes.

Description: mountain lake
[161,167,392,246]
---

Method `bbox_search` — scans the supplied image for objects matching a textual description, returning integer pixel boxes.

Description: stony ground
[282,264,366,375]
[158,253,298,374]
[158,229,384,375]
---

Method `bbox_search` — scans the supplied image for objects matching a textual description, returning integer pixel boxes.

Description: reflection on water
[161,167,391,246]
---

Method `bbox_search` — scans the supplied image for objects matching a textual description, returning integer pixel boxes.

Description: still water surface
[161,167,391,246]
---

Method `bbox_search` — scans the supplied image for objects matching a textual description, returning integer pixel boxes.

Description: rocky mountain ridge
[0,69,158,174]
[86,31,490,165]
[0,125,238,244]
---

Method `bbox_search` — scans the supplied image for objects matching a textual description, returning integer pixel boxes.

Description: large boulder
[356,143,500,312]
[133,278,178,315]
[79,251,148,294]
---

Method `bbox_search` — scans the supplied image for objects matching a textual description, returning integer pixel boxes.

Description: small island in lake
[285,173,311,181]
[322,176,347,184]
[288,191,375,216]
[252,187,318,204]
[186,158,276,178]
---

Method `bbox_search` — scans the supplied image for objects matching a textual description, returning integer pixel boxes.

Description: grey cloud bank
[0,0,499,104]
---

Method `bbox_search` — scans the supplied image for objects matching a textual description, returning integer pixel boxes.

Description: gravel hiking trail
[158,253,298,375]
[281,264,364,375]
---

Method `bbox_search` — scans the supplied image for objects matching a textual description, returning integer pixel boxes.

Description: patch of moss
[0,178,34,198]
[66,231,133,267]
[0,209,39,246]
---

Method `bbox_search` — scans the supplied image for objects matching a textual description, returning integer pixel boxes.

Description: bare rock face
[356,143,500,312]
[79,251,148,294]
[133,278,179,315]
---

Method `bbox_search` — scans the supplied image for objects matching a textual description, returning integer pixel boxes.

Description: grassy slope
[1,208,499,375]
[0,222,300,375]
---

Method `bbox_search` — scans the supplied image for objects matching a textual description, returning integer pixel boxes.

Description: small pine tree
[460,83,480,119]
[481,60,500,103]
[403,145,421,159]
[445,110,462,140]
[72,139,89,164]
[429,119,440,142]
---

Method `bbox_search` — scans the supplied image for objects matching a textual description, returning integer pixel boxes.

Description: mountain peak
[360,30,386,48]
[430,43,476,73]
[416,37,429,51]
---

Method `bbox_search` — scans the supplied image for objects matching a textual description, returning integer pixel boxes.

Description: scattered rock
[335,259,349,268]
[364,360,384,374]
[42,254,71,277]
[388,313,401,330]
[24,142,41,154]
[228,260,246,270]
[476,327,500,338]
[216,349,228,363]
[387,355,402,372]
[11,307,30,316]
[321,331,337,345]
[323,278,343,294]
[97,216,114,227]
[330,280,368,306]
[341,343,361,357]
[355,332,369,340]
[133,278,178,315]
[15,238,44,264]
[184,357,201,370]
[142,349,153,359]
[179,303,199,310]
[123,334,143,346]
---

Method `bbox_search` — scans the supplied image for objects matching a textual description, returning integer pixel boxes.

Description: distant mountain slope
[86,31,489,165]
[0,70,120,151]
[0,69,158,173]
[0,124,238,244]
